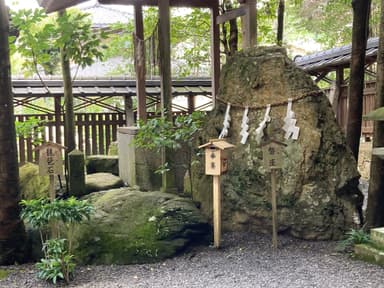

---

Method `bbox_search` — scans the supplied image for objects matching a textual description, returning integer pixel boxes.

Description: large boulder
[85,172,124,194]
[192,47,362,240]
[19,162,49,199]
[86,155,119,176]
[72,188,210,264]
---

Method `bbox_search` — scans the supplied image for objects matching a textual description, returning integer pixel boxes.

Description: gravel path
[1,232,384,288]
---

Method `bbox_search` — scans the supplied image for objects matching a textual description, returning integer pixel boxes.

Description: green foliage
[20,197,93,230]
[20,197,93,284]
[135,112,204,190]
[15,117,47,145]
[56,10,107,69]
[337,228,372,253]
[36,239,75,284]
[135,111,204,151]
[10,8,107,78]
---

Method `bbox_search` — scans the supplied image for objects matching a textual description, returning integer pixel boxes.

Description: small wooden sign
[262,140,285,171]
[199,139,235,248]
[36,142,66,176]
[199,139,235,176]
[261,139,286,249]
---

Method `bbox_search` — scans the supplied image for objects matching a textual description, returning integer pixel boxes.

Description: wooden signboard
[199,139,234,248]
[38,142,65,176]
[261,139,286,249]
[262,140,284,171]
[35,142,66,201]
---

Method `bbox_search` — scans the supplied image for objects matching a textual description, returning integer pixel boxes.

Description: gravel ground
[1,232,384,288]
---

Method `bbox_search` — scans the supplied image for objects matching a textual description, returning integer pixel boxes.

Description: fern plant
[337,228,372,253]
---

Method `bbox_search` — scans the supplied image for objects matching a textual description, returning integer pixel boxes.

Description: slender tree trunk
[0,0,26,264]
[277,0,285,46]
[366,0,384,229]
[59,11,76,154]
[346,0,371,160]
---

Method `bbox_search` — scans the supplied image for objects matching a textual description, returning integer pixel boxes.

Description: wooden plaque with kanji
[37,142,65,176]
[262,140,285,171]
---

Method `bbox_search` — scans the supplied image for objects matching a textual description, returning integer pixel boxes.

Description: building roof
[11,78,211,97]
[38,0,218,13]
[294,37,379,74]
[81,3,132,28]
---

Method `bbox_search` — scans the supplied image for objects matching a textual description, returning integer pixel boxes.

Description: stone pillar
[68,149,85,197]
[117,126,162,191]
[118,127,138,187]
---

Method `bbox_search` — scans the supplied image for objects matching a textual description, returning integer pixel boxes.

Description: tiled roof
[11,78,211,97]
[294,37,379,74]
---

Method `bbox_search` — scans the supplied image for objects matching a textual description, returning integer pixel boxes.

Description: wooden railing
[16,112,126,163]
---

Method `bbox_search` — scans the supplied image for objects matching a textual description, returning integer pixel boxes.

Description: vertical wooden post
[49,174,55,202]
[241,0,257,49]
[187,93,195,114]
[134,4,147,122]
[271,168,278,249]
[158,0,172,119]
[335,68,344,122]
[54,95,62,144]
[211,1,220,105]
[213,175,221,248]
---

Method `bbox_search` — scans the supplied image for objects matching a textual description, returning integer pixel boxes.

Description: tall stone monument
[192,47,363,240]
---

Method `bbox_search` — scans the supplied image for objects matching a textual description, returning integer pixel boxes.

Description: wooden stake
[49,174,55,202]
[271,168,278,249]
[213,175,221,248]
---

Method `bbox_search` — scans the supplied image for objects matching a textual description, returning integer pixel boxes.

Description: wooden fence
[335,80,375,139]
[16,112,125,163]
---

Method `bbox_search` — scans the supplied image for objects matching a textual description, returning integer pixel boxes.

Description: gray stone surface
[85,172,124,194]
[86,155,119,176]
[192,47,363,240]
[72,188,210,264]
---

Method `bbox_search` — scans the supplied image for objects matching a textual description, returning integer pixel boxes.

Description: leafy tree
[0,0,26,265]
[11,8,107,154]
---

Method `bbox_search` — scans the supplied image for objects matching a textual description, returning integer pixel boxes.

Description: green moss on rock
[0,269,9,280]
[72,188,210,264]
[19,162,49,199]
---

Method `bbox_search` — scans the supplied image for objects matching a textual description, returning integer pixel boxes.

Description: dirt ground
[358,141,372,180]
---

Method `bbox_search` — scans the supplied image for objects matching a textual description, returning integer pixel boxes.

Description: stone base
[354,244,384,266]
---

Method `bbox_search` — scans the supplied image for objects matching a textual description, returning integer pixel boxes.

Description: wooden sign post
[199,139,234,248]
[35,142,66,202]
[262,140,286,249]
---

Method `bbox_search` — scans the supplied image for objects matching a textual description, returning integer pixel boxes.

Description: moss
[0,269,9,280]
[19,162,49,199]
[73,189,209,265]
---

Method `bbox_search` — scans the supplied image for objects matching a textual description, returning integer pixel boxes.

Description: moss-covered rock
[72,188,210,264]
[19,162,49,199]
[85,173,124,194]
[86,155,119,176]
[0,269,9,280]
[192,46,362,240]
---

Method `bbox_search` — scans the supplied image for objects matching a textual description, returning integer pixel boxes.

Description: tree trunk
[366,0,384,228]
[59,11,76,154]
[158,0,177,193]
[277,0,285,46]
[346,0,371,160]
[0,0,26,264]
